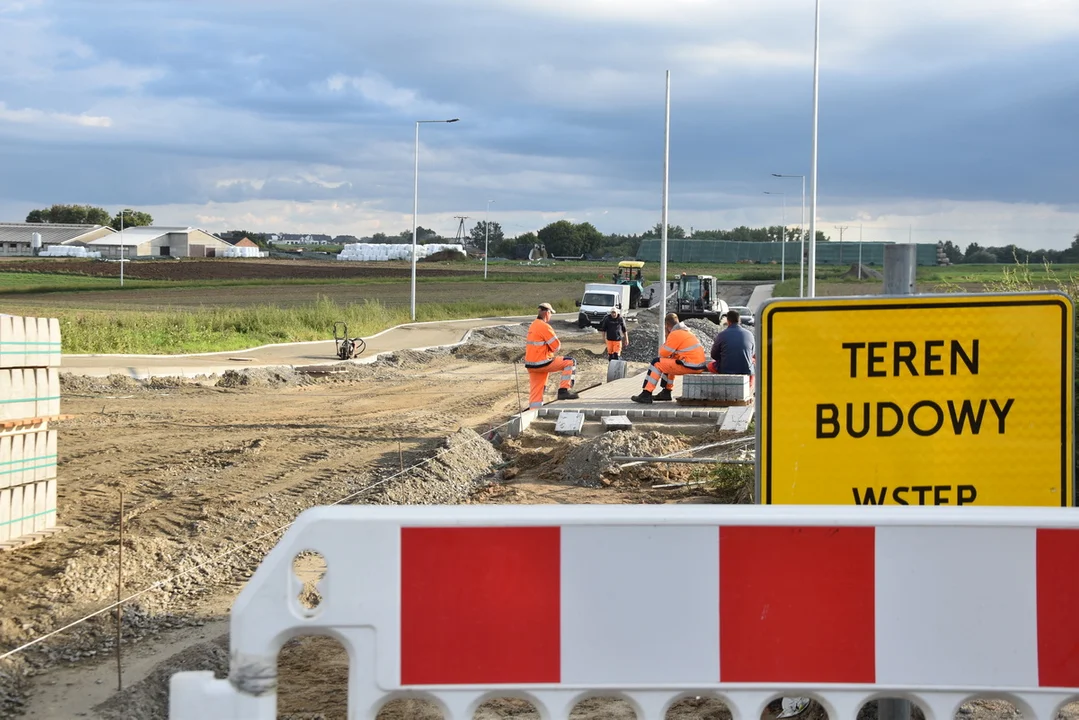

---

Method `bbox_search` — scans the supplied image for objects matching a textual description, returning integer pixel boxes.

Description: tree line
[25,204,153,232]
[939,237,1079,265]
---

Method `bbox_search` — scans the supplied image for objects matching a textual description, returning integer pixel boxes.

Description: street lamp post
[807,0,821,297]
[771,173,805,296]
[484,199,494,280]
[763,191,786,282]
[411,118,460,321]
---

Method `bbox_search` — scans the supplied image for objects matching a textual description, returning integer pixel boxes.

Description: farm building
[220,236,268,258]
[74,227,234,259]
[0,223,115,256]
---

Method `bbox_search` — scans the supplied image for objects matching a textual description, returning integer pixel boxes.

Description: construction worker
[631,312,707,404]
[524,302,579,409]
[597,306,629,361]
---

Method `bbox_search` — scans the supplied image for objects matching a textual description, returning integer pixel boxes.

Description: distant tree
[1062,233,1079,263]
[26,204,111,225]
[397,226,439,243]
[222,229,270,248]
[491,231,537,260]
[966,249,997,264]
[537,220,604,257]
[469,221,504,249]
[642,223,686,239]
[111,209,153,231]
[939,240,963,264]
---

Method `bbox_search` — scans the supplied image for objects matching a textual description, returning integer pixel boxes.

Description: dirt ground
[0,305,1071,720]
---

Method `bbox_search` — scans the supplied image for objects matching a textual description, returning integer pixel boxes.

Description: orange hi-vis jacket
[661,322,707,368]
[524,318,561,368]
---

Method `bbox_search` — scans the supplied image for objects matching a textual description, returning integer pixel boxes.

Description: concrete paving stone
[601,415,633,431]
[555,411,586,436]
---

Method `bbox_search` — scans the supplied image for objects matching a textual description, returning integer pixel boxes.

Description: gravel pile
[560,430,691,487]
[374,427,505,505]
[94,635,230,720]
[618,317,721,364]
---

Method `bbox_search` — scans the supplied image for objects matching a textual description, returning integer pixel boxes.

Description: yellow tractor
[611,260,652,309]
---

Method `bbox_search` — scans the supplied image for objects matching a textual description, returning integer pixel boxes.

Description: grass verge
[52,296,550,354]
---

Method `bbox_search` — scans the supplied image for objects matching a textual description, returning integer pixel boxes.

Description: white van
[575,283,631,328]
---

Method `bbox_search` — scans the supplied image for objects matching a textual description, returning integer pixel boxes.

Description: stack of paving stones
[0,313,61,548]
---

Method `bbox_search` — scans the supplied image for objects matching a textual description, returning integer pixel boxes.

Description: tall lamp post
[763,191,786,282]
[484,199,494,280]
[411,118,460,321]
[807,0,821,297]
[771,173,805,296]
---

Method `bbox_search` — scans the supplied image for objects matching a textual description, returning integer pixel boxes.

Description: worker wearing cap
[597,306,629,361]
[631,312,707,403]
[524,302,579,409]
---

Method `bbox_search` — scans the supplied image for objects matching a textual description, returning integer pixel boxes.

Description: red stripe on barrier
[719,526,876,683]
[1037,528,1079,687]
[400,526,561,685]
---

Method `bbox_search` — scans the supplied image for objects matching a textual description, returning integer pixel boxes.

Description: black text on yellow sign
[756,293,1074,507]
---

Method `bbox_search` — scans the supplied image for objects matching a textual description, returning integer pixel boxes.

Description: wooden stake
[116,489,124,691]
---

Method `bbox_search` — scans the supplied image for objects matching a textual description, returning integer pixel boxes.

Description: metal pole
[883,245,914,720]
[119,210,124,287]
[410,118,458,319]
[658,70,670,357]
[883,244,917,296]
[780,193,786,282]
[807,0,821,297]
[116,489,124,691]
[800,175,805,296]
[411,121,419,321]
[835,225,849,265]
[484,200,492,280]
[858,223,863,279]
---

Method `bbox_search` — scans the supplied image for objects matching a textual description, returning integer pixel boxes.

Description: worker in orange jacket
[631,312,707,403]
[524,302,579,409]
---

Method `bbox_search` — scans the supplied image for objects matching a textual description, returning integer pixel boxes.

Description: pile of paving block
[0,313,62,549]
[678,373,754,406]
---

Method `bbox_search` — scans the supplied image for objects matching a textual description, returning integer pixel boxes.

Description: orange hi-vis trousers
[526,357,576,409]
[642,357,705,393]
[605,340,623,357]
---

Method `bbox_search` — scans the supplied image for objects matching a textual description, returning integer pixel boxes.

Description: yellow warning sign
[757,292,1074,506]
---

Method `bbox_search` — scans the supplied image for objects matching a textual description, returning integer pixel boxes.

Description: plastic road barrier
[169,505,1079,720]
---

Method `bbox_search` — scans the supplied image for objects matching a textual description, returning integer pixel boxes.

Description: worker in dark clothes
[597,307,629,361]
[708,309,756,389]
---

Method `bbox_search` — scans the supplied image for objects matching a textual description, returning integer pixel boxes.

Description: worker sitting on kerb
[597,306,629,361]
[524,302,579,409]
[631,312,707,404]
[707,308,756,390]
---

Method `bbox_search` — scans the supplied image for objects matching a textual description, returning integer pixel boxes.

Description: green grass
[0,272,164,292]
[52,296,552,354]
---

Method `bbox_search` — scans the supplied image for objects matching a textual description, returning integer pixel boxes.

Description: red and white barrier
[169,505,1079,720]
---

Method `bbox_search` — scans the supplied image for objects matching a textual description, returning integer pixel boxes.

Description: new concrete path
[747,283,775,314]
[60,315,533,379]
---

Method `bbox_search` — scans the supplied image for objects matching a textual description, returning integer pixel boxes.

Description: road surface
[60,315,533,378]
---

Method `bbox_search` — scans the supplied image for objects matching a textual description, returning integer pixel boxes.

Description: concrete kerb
[59,323,525,381]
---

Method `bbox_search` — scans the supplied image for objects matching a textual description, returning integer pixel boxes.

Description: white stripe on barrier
[876,526,1039,687]
[167,505,1079,720]
[561,526,719,685]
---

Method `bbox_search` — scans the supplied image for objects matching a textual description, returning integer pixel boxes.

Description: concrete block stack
[0,313,62,546]
[681,374,752,404]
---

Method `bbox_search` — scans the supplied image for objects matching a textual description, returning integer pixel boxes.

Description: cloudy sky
[0,0,1077,249]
